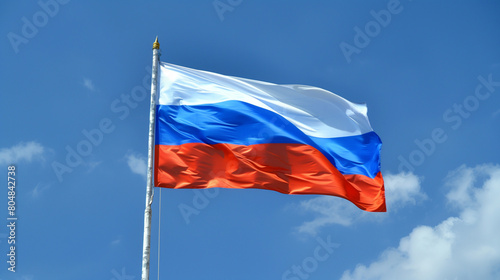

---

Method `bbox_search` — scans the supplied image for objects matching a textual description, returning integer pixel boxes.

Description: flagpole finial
[153,36,160,49]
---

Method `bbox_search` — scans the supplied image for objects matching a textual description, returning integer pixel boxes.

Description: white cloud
[110,237,121,246]
[31,182,51,198]
[384,172,426,210]
[296,197,358,235]
[86,160,102,173]
[295,172,425,236]
[126,153,147,178]
[445,166,475,208]
[341,164,500,280]
[83,78,95,91]
[0,141,45,165]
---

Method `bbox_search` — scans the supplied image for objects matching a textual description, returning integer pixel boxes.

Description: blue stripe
[155,101,381,178]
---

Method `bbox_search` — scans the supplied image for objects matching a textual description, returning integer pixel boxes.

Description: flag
[154,62,385,212]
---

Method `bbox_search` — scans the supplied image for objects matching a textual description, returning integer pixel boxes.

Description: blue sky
[1,0,500,279]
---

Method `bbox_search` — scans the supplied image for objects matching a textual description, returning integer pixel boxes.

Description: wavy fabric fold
[154,62,385,212]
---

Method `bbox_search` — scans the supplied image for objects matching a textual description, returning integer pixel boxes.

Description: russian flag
[154,62,385,212]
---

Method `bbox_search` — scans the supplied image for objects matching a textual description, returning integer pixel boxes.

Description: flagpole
[141,36,160,280]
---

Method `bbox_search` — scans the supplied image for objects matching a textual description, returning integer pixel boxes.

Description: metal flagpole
[141,36,160,280]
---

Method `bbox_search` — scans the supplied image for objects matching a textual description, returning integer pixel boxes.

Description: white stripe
[158,62,374,138]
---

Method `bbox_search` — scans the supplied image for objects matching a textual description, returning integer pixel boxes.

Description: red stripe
[154,143,386,212]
